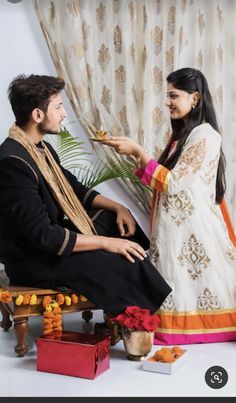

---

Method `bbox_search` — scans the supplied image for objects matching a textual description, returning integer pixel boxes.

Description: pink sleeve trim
[135,159,159,186]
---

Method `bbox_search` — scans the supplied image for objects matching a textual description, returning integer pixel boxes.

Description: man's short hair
[8,74,65,127]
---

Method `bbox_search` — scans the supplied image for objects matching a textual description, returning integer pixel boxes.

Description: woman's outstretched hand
[102,136,143,158]
[103,237,147,263]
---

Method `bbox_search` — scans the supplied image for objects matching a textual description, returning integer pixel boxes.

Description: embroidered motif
[96,3,106,32]
[178,234,211,280]
[160,294,175,311]
[153,26,163,55]
[115,65,126,93]
[98,44,111,73]
[168,6,176,35]
[101,85,112,113]
[152,106,164,125]
[153,67,162,95]
[149,237,159,264]
[197,288,222,310]
[226,242,236,260]
[162,190,195,226]
[202,153,219,184]
[114,25,122,54]
[172,138,207,180]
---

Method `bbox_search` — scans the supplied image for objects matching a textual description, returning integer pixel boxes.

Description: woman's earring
[191,102,196,109]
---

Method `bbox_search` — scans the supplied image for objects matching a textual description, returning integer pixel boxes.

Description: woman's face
[165,82,197,122]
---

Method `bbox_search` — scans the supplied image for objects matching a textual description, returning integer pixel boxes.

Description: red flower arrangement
[112,306,160,332]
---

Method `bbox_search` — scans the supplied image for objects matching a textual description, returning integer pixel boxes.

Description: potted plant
[112,306,160,361]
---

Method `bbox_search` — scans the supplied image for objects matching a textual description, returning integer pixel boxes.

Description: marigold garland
[0,289,88,335]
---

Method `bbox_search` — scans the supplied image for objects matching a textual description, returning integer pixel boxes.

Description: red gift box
[36,331,110,379]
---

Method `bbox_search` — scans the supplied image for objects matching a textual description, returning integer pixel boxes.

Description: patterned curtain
[33,0,236,223]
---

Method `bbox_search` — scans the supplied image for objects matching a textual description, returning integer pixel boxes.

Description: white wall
[0,0,149,234]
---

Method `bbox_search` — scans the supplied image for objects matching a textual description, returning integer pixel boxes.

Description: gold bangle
[136,148,146,168]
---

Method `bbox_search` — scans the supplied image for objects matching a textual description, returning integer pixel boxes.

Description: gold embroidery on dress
[154,146,164,160]
[149,237,159,264]
[101,85,112,113]
[172,138,206,180]
[114,25,122,54]
[202,153,219,184]
[160,294,175,311]
[226,242,236,261]
[162,190,195,226]
[98,44,111,73]
[178,234,211,280]
[197,288,222,310]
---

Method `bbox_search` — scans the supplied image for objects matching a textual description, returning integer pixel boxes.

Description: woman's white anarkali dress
[136,123,236,344]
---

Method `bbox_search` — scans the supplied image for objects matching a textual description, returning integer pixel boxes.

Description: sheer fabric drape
[33,0,236,223]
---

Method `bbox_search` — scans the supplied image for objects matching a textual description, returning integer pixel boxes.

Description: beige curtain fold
[33,0,236,223]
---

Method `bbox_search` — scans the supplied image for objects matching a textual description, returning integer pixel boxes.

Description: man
[0,74,171,328]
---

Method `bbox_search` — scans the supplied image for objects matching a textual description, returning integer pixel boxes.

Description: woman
[103,67,236,344]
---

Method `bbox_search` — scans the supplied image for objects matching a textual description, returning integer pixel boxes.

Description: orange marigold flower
[56,294,65,305]
[43,328,53,335]
[52,306,62,314]
[71,293,79,304]
[0,291,12,303]
[43,296,52,307]
[43,311,54,319]
[44,322,54,330]
[23,294,31,305]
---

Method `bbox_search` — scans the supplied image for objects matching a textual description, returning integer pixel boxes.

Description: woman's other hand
[103,237,147,263]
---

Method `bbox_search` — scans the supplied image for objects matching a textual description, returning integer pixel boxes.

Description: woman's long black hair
[158,67,226,203]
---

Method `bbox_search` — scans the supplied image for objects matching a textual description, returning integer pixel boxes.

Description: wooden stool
[0,270,96,357]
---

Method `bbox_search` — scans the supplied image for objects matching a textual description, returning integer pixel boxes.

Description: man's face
[38,93,67,135]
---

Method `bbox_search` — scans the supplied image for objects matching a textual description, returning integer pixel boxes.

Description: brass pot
[121,328,154,361]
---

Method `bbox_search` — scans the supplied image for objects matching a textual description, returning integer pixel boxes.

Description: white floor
[0,309,235,398]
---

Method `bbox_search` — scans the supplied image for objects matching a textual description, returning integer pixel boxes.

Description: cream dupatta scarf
[9,123,97,235]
